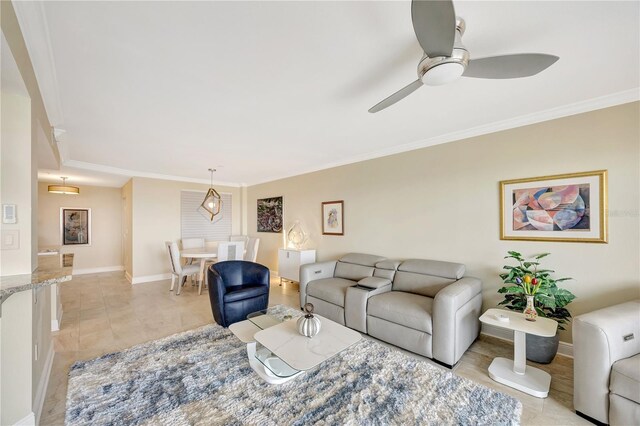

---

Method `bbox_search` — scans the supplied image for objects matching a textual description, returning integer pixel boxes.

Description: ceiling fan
[369,0,559,113]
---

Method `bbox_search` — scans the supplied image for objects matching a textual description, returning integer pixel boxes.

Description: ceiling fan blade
[368,79,424,113]
[411,0,456,58]
[463,53,559,79]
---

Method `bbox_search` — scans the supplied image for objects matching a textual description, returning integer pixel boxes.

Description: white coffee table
[479,308,558,398]
[229,311,361,384]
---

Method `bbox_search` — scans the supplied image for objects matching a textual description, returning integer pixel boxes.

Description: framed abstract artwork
[500,170,607,243]
[322,200,344,236]
[61,208,91,245]
[257,196,283,233]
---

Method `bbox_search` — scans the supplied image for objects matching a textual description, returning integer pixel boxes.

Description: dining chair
[166,241,200,295]
[244,237,260,262]
[198,242,245,295]
[181,237,205,266]
[181,238,205,249]
[217,241,245,262]
[229,235,249,246]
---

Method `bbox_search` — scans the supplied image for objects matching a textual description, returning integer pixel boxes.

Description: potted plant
[498,251,576,364]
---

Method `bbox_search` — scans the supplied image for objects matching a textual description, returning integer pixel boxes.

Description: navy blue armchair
[207,260,270,327]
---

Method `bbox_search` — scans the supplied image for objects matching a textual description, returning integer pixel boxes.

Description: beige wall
[38,183,123,272]
[1,3,57,423]
[130,177,242,279]
[0,92,34,275]
[122,179,133,279]
[1,0,56,273]
[247,102,640,343]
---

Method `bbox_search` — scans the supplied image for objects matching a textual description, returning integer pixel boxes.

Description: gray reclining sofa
[300,253,483,367]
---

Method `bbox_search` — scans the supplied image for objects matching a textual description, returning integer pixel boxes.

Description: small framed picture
[61,208,91,245]
[500,170,607,243]
[322,200,344,236]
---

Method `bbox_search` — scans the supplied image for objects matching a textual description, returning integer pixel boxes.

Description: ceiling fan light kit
[369,1,559,113]
[419,18,469,86]
[420,62,464,86]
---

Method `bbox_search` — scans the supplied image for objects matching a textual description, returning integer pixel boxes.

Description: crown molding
[246,89,639,186]
[61,89,638,189]
[12,1,65,127]
[63,159,242,188]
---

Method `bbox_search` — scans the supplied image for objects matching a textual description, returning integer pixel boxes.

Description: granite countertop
[0,253,74,304]
[38,246,61,256]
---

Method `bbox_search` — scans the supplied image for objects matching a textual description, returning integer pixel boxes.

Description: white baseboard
[131,273,172,285]
[33,345,54,425]
[481,323,573,358]
[13,412,35,426]
[72,265,125,275]
[125,271,133,283]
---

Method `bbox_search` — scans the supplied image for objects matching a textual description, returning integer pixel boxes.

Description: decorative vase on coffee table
[297,303,321,338]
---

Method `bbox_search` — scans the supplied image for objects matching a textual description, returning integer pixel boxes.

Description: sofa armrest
[207,266,228,326]
[345,284,392,333]
[299,261,337,308]
[357,277,391,289]
[573,300,640,424]
[432,277,483,366]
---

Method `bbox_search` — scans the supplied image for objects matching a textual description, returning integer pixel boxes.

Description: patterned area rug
[66,305,522,425]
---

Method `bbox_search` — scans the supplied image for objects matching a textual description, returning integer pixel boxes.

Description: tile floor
[40,271,588,425]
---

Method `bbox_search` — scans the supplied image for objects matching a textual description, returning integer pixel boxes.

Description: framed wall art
[322,200,344,236]
[61,208,91,245]
[500,170,607,243]
[257,196,283,233]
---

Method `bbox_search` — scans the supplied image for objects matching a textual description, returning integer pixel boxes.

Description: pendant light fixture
[48,177,79,195]
[199,168,222,221]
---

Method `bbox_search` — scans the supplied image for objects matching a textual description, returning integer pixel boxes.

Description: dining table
[180,247,218,294]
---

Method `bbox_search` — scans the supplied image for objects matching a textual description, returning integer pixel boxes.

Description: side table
[277,248,316,286]
[479,308,558,398]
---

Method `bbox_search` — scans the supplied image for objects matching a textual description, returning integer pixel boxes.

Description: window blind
[180,190,232,241]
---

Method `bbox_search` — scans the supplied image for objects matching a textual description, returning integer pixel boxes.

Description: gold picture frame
[499,170,607,243]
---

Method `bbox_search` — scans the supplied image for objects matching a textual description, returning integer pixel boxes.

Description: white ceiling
[16,1,640,187]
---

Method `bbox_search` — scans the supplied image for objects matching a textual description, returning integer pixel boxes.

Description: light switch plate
[2,204,17,224]
[1,230,20,250]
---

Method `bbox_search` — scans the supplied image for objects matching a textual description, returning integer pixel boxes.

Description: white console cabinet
[278,248,316,284]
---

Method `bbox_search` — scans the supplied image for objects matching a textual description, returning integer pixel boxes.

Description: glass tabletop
[247,310,294,330]
[246,309,300,378]
[254,342,300,378]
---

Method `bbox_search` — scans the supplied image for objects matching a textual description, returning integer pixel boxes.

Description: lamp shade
[48,177,79,195]
[199,187,222,221]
